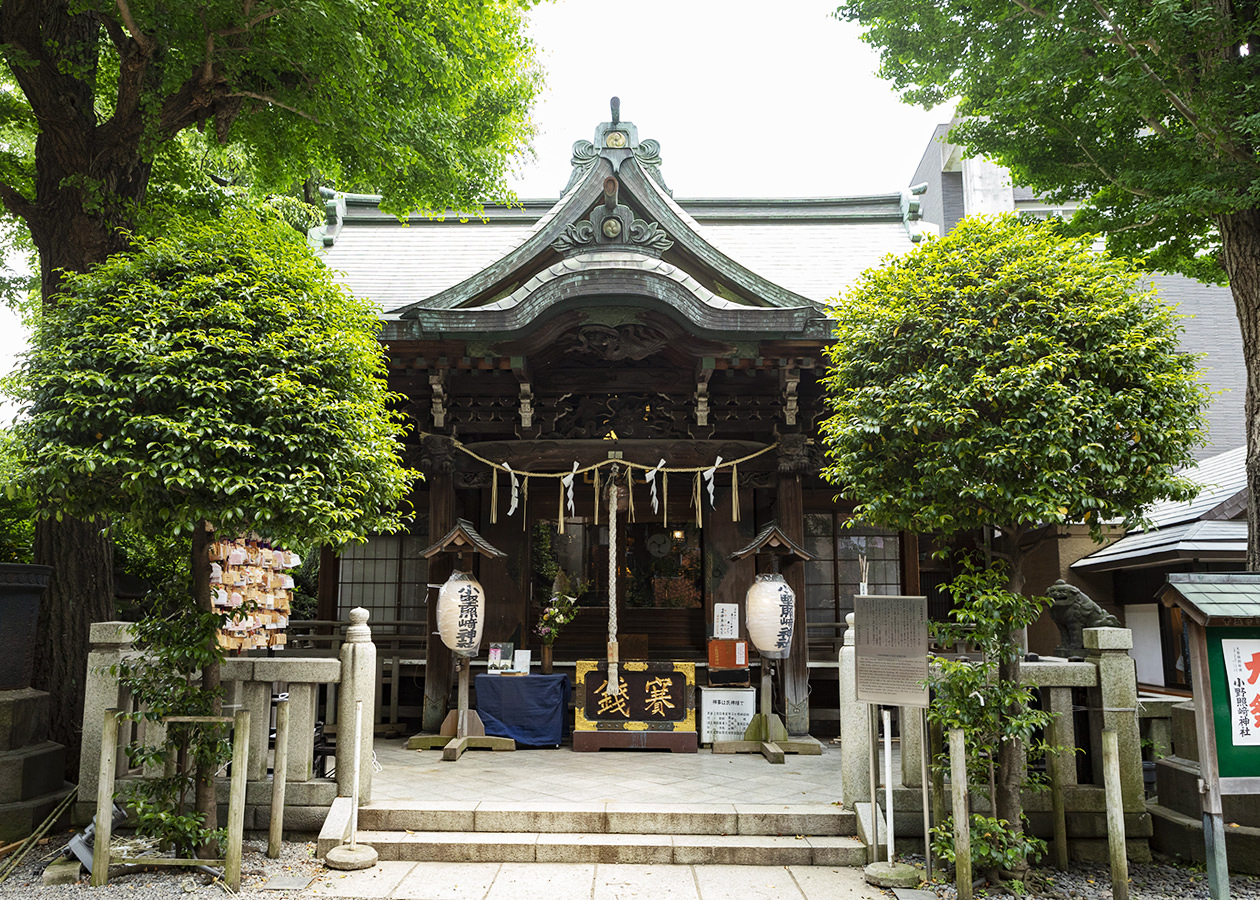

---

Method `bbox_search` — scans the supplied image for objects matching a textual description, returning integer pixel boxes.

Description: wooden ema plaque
[572,660,698,752]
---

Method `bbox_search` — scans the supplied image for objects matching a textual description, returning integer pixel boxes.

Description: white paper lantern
[745,573,795,659]
[437,570,485,657]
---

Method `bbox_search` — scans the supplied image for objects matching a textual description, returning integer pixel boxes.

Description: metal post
[883,706,895,861]
[921,707,932,879]
[268,699,290,858]
[350,699,363,849]
[869,703,880,861]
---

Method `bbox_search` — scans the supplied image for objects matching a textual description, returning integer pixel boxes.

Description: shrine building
[311,103,935,735]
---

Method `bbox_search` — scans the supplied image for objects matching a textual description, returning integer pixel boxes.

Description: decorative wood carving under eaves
[563,324,669,361]
[548,392,683,440]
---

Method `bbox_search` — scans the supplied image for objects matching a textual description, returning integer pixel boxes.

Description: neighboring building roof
[1158,573,1260,627]
[1138,445,1247,530]
[1070,445,1247,573]
[1070,520,1247,573]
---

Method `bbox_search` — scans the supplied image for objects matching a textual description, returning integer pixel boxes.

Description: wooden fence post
[90,708,121,887]
[949,727,971,900]
[268,699,290,858]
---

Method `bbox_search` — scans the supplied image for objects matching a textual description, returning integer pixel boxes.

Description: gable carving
[548,391,683,440]
[563,324,669,361]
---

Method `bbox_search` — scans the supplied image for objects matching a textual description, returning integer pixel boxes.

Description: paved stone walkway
[370,737,847,805]
[304,861,888,899]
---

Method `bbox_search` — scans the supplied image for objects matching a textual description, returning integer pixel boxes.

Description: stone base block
[1150,801,1260,874]
[41,857,83,885]
[1067,836,1152,865]
[0,688,51,751]
[0,783,74,843]
[0,741,67,803]
[572,731,697,752]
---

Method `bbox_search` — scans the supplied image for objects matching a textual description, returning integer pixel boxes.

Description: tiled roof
[1070,520,1246,572]
[317,197,917,313]
[1139,445,1247,530]
[1157,573,1260,625]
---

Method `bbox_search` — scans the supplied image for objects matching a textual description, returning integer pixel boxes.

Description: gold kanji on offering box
[574,660,695,734]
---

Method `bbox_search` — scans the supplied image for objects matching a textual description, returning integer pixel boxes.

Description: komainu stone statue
[1046,579,1120,658]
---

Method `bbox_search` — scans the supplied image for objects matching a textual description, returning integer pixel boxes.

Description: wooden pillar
[900,531,920,595]
[776,469,809,735]
[316,544,339,621]
[422,463,456,734]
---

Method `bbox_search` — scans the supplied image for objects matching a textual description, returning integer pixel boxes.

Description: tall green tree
[11,206,415,851]
[834,0,1260,566]
[820,214,1206,860]
[0,0,539,759]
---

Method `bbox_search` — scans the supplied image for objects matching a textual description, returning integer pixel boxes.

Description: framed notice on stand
[854,594,929,708]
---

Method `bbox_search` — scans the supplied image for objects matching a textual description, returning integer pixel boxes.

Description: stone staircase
[317,799,867,866]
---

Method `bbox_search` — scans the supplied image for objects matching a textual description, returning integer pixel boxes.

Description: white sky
[0,0,950,424]
[509,0,951,200]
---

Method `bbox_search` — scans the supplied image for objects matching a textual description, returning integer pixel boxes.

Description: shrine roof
[1157,573,1260,626]
[313,106,927,332]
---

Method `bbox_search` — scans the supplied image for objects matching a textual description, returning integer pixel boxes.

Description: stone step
[357,801,856,837]
[344,829,868,866]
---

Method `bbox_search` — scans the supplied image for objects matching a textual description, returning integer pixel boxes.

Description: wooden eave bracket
[729,521,813,562]
[421,518,507,559]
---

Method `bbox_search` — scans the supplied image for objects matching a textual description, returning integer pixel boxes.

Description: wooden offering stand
[404,519,515,761]
[712,522,823,763]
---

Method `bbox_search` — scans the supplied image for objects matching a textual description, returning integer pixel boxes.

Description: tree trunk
[1218,209,1260,572]
[995,533,1029,876]
[31,515,114,779]
[191,521,220,859]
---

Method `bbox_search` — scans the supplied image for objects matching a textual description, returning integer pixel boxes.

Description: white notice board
[713,603,739,639]
[854,594,929,707]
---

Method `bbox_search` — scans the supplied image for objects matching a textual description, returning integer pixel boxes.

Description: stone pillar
[1085,627,1143,811]
[287,683,315,783]
[337,608,376,803]
[76,622,133,823]
[839,613,871,802]
[900,705,923,787]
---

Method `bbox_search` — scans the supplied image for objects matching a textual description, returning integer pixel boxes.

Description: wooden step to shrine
[317,799,866,867]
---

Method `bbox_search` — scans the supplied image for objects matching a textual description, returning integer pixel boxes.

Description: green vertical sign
[1206,626,1260,779]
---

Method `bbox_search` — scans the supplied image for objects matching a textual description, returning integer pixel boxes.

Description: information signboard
[1207,625,1260,779]
[854,594,929,708]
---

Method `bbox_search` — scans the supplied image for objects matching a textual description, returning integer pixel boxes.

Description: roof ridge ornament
[560,99,671,196]
[550,174,674,255]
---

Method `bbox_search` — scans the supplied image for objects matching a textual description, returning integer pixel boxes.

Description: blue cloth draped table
[474,673,570,747]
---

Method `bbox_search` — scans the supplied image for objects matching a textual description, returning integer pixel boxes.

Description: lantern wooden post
[404,519,515,760]
[711,522,822,763]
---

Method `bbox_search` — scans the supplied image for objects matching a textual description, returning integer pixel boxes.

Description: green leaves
[11,207,416,549]
[836,0,1259,281]
[821,214,1207,544]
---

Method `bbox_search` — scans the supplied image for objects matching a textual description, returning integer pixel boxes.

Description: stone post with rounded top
[336,608,376,803]
[839,612,871,802]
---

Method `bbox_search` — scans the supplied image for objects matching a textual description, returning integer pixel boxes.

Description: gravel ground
[917,855,1260,900]
[0,830,324,898]
[5,832,1260,899]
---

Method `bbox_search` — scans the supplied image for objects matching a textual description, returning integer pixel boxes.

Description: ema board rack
[209,538,300,651]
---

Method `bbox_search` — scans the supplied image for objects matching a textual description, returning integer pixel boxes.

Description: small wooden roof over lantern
[730,521,813,571]
[421,518,506,563]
